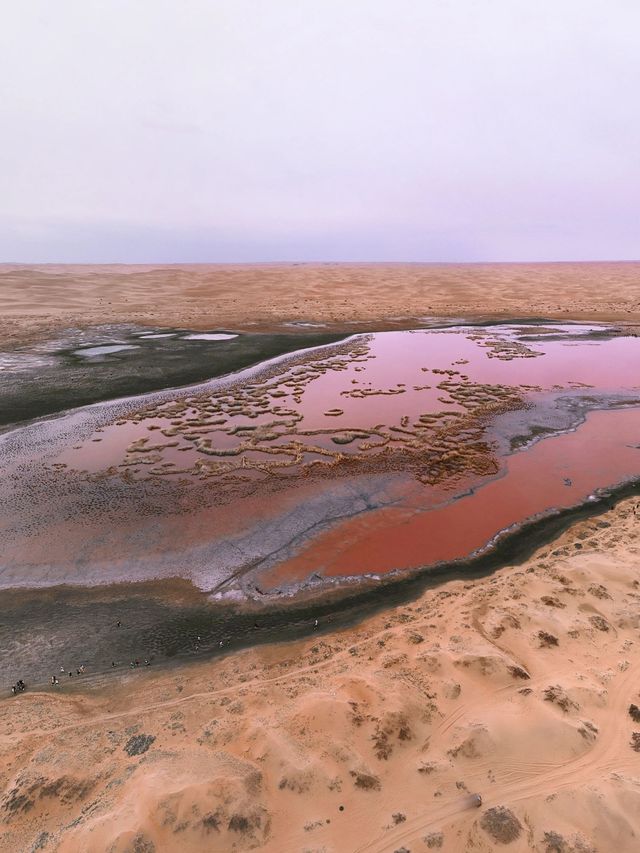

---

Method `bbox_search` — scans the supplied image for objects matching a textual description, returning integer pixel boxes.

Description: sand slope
[1,262,640,345]
[2,498,640,852]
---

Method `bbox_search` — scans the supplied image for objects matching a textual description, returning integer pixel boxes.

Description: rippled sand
[2,262,640,346]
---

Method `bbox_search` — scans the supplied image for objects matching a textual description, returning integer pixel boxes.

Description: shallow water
[3,322,640,596]
[263,406,640,587]
[182,333,239,341]
[74,343,140,357]
[57,324,639,483]
[137,332,176,339]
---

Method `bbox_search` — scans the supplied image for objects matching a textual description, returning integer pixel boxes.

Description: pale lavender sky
[1,1,638,263]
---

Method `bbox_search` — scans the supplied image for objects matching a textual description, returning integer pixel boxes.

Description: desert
[2,492,640,852]
[2,263,640,852]
[5,0,640,847]
[1,263,640,345]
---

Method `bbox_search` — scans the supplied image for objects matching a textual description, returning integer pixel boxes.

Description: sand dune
[1,262,640,346]
[2,496,640,851]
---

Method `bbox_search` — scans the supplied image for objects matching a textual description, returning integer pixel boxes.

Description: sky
[1,1,639,263]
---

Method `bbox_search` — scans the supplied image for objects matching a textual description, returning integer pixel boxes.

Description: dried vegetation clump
[68,337,528,504]
[542,830,596,852]
[479,806,523,844]
[628,704,640,723]
[543,685,578,713]
[124,734,156,756]
[538,631,559,648]
[349,770,381,791]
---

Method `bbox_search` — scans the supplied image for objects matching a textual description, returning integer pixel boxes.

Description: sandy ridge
[2,496,640,851]
[2,262,640,347]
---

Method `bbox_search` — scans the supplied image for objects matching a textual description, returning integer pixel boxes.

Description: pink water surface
[57,326,640,476]
[263,406,640,588]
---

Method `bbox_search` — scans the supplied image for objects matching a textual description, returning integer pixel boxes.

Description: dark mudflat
[0,327,346,429]
[2,475,637,690]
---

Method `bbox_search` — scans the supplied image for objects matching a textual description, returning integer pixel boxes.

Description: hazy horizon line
[2,258,639,268]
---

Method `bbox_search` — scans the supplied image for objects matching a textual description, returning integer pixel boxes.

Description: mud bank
[0,326,346,429]
[2,472,640,687]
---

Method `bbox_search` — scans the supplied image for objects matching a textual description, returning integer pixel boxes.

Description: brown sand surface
[1,262,640,346]
[3,497,640,852]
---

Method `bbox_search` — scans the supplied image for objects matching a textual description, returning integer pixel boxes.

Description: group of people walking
[9,616,322,697]
[50,665,85,686]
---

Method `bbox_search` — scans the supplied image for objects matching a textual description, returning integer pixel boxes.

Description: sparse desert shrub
[541,596,566,608]
[508,665,530,680]
[36,776,95,804]
[32,833,49,851]
[201,813,221,832]
[543,685,578,713]
[629,704,640,723]
[397,718,412,741]
[372,712,413,759]
[577,720,598,742]
[543,830,567,852]
[131,834,156,853]
[571,836,596,853]
[372,729,393,760]
[278,773,311,793]
[491,613,521,638]
[349,701,366,727]
[124,734,156,756]
[447,724,489,760]
[227,811,265,835]
[480,806,522,844]
[2,774,96,818]
[455,654,499,675]
[2,782,38,816]
[244,770,262,795]
[589,615,610,632]
[349,770,381,791]
[538,631,559,647]
[442,681,461,700]
[542,830,596,853]
[587,584,611,599]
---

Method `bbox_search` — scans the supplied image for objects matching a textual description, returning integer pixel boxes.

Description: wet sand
[2,496,640,852]
[2,262,640,347]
